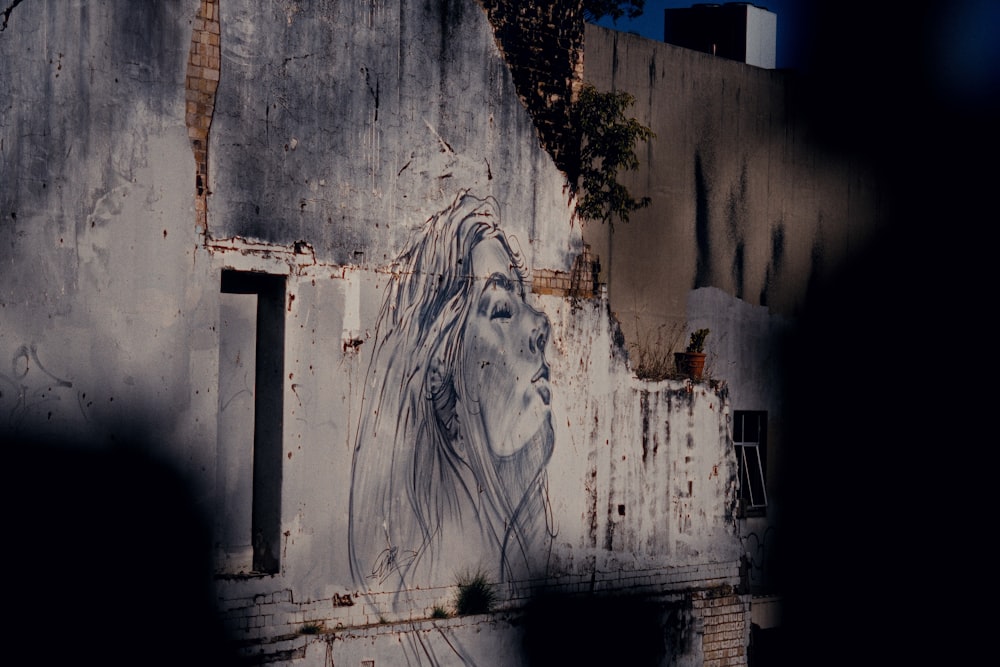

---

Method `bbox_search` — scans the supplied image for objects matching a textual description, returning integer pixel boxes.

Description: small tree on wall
[574,83,656,228]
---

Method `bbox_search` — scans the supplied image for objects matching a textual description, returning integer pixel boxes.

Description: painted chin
[491,409,553,459]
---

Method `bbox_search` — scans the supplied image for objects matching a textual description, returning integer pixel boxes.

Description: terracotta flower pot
[674,352,706,380]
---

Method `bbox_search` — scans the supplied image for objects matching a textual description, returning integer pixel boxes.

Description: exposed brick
[185,0,219,231]
[479,0,584,181]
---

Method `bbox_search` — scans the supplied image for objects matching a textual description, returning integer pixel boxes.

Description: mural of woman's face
[460,236,553,458]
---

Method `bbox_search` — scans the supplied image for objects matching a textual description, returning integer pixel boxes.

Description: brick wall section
[694,586,751,667]
[186,0,220,231]
[478,0,585,182]
[218,561,743,661]
[532,244,601,298]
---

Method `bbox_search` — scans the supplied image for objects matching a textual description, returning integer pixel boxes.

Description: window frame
[733,410,768,518]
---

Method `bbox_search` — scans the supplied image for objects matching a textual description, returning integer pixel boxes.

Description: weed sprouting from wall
[631,322,685,381]
[454,570,496,616]
[575,83,656,228]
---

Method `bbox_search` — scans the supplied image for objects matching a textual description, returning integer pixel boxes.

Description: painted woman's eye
[490,301,512,320]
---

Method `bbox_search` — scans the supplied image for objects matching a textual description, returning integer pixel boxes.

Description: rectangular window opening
[218,269,285,574]
[733,410,767,518]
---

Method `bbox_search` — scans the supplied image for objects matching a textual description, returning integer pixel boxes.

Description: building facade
[0,2,767,666]
[581,23,887,631]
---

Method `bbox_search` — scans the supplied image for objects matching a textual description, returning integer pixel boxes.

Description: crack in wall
[0,0,24,33]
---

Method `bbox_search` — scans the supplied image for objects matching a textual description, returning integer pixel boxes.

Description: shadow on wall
[520,592,692,666]
[2,426,242,667]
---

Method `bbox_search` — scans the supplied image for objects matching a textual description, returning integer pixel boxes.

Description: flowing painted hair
[348,192,553,605]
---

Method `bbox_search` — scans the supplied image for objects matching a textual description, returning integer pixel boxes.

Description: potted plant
[674,328,709,380]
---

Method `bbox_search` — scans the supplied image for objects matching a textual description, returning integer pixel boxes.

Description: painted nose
[528,311,550,355]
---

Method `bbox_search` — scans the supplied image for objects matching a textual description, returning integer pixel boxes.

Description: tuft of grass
[299,622,323,635]
[632,322,685,381]
[633,345,675,380]
[454,569,496,616]
[431,605,451,619]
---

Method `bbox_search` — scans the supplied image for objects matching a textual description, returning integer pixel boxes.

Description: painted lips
[532,364,551,406]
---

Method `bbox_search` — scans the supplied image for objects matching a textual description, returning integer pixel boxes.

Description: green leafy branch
[582,0,645,23]
[575,83,655,228]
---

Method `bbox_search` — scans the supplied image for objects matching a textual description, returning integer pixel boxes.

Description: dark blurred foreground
[773,1,996,665]
[3,434,242,667]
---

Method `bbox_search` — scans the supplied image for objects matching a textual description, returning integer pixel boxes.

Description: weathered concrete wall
[479,0,586,179]
[209,0,576,273]
[582,27,887,594]
[2,4,746,665]
[0,0,211,461]
[582,24,884,348]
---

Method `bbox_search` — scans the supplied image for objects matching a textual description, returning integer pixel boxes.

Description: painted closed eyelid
[485,271,518,293]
